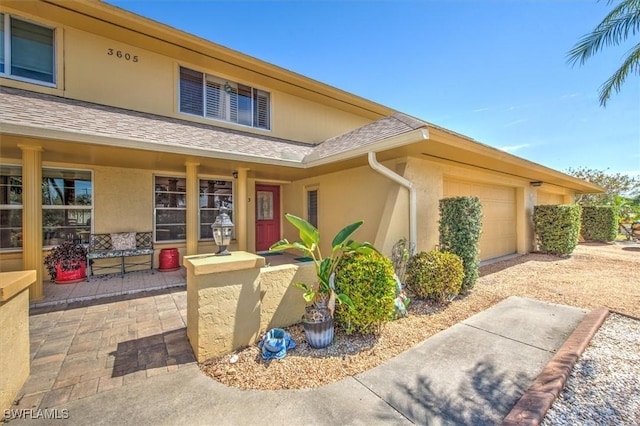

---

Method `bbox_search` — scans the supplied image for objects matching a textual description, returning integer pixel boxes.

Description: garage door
[537,192,564,205]
[443,179,517,260]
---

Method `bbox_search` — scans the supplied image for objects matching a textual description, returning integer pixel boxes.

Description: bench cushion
[87,248,154,259]
[111,232,137,250]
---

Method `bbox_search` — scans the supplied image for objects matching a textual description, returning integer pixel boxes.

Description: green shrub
[533,204,582,256]
[439,196,482,293]
[405,250,464,302]
[581,206,618,242]
[334,251,397,335]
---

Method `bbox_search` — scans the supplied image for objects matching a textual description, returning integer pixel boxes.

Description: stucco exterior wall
[184,252,310,361]
[0,271,34,412]
[281,163,397,256]
[537,190,567,205]
[404,156,539,259]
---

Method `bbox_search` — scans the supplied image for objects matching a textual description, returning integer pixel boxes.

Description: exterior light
[211,210,234,255]
[530,181,543,187]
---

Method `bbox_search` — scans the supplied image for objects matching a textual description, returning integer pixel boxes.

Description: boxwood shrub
[405,250,464,302]
[533,204,582,256]
[334,251,397,335]
[581,206,618,242]
[439,196,482,294]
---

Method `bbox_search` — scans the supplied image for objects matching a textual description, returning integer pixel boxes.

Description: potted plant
[270,213,377,348]
[44,239,88,284]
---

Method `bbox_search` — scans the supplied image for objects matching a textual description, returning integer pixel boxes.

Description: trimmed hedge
[581,206,618,242]
[405,250,464,302]
[439,196,482,293]
[334,251,397,335]
[533,204,582,256]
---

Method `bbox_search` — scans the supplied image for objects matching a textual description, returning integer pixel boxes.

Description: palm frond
[598,41,640,105]
[567,0,640,66]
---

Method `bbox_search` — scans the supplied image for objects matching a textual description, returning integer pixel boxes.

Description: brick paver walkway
[13,288,195,411]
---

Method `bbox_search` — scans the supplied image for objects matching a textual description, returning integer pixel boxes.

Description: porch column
[19,144,43,300]
[236,168,249,251]
[185,161,200,256]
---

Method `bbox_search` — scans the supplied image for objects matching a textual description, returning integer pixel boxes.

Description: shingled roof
[305,113,427,162]
[0,87,426,166]
[0,87,313,163]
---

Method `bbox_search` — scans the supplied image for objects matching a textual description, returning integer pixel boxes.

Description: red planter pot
[55,262,87,284]
[158,248,180,271]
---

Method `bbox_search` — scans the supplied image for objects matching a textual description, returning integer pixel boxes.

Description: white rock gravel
[542,313,640,425]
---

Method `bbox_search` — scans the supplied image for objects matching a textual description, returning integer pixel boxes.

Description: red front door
[255,185,280,252]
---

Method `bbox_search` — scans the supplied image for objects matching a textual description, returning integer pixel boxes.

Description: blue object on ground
[258,328,296,360]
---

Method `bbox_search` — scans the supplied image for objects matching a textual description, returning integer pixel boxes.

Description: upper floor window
[0,13,55,85]
[179,66,271,130]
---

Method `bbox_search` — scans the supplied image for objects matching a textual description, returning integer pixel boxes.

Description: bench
[86,232,154,280]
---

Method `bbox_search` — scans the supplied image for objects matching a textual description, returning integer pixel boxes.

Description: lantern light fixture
[211,209,234,256]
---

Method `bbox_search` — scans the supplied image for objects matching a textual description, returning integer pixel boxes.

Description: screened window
[1,13,55,84]
[179,66,270,130]
[42,168,92,246]
[199,179,233,240]
[0,165,23,250]
[154,176,186,242]
[307,189,318,229]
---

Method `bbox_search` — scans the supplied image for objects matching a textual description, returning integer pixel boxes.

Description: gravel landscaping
[541,313,640,425]
[200,242,640,391]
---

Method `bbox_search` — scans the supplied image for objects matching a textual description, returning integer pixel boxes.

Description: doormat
[260,252,282,257]
[294,257,313,262]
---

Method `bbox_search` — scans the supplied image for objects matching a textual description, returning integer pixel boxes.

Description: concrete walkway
[10,296,587,425]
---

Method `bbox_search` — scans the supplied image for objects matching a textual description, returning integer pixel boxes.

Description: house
[0,0,601,300]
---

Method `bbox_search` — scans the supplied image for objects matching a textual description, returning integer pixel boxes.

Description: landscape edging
[501,307,610,426]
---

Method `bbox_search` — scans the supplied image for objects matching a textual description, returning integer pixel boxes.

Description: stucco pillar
[185,161,200,256]
[235,168,249,251]
[19,144,43,300]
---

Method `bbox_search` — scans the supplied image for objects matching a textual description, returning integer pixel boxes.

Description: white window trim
[1,13,57,87]
[178,65,271,131]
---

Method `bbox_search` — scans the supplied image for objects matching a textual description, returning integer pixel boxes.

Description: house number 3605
[107,48,139,62]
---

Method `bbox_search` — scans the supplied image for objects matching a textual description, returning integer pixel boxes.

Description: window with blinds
[0,13,55,85]
[307,189,318,229]
[179,66,271,130]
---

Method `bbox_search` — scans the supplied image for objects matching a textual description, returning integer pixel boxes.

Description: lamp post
[211,210,234,255]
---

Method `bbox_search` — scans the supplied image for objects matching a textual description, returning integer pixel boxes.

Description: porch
[30,251,303,309]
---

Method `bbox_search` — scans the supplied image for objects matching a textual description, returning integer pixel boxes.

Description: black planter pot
[302,317,334,349]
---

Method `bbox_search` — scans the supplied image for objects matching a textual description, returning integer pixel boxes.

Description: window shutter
[179,67,204,116]
[205,77,223,119]
[10,17,54,83]
[307,190,318,228]
[253,89,270,129]
[0,14,5,73]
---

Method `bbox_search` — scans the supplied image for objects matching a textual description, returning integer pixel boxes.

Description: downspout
[367,152,417,254]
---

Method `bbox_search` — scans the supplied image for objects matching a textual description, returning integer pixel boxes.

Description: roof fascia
[427,127,605,194]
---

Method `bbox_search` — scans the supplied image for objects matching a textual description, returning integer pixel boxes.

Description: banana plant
[269,213,377,317]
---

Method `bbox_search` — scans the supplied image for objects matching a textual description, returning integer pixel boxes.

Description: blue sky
[108,0,639,176]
